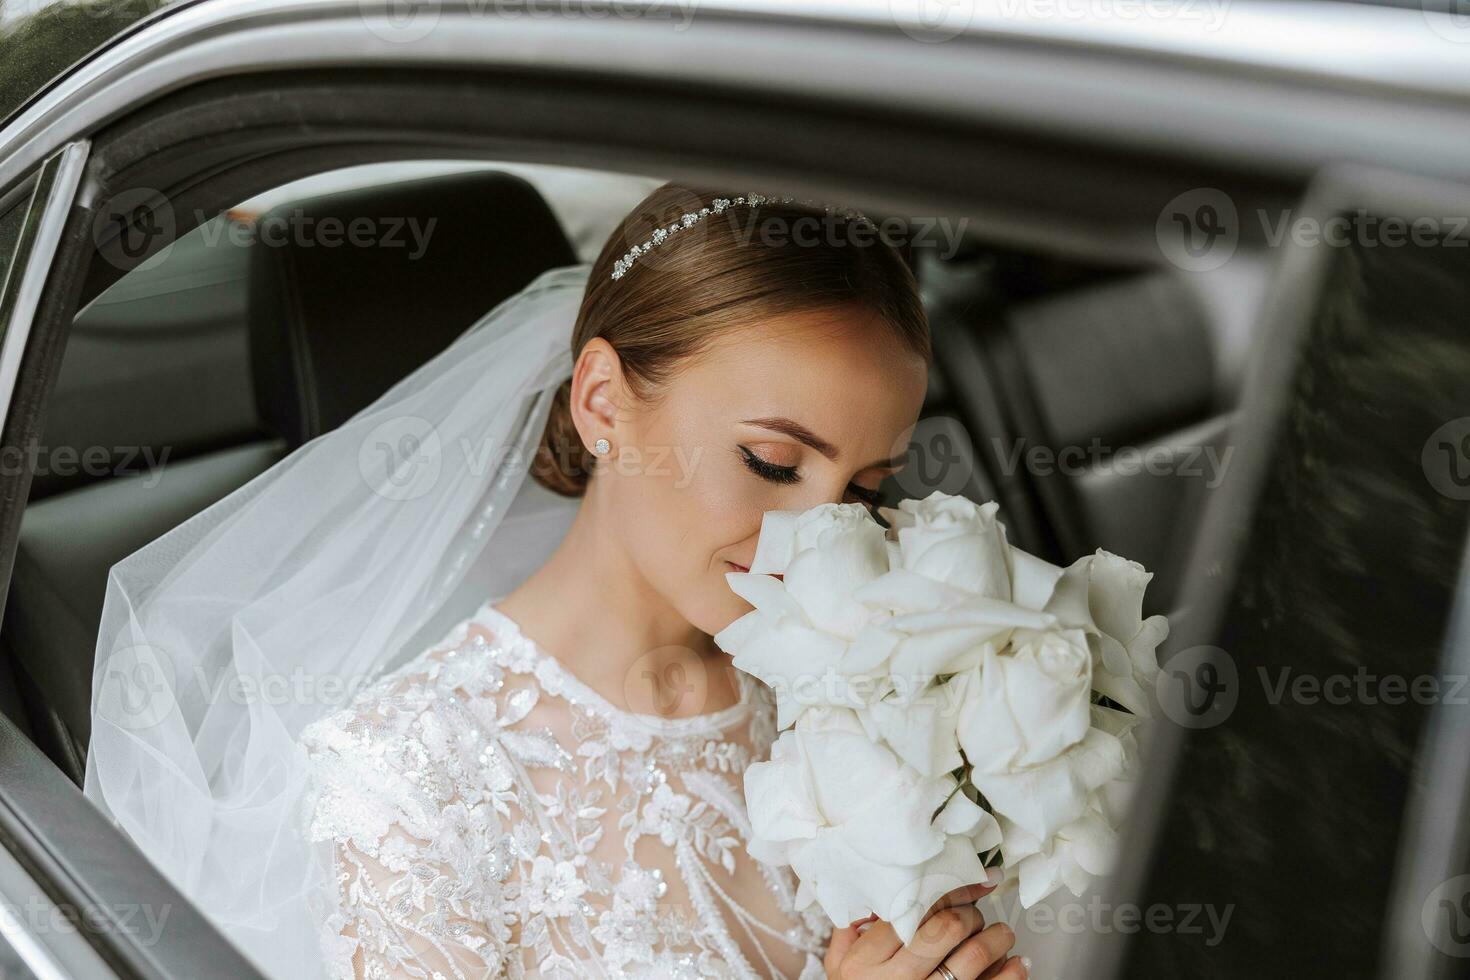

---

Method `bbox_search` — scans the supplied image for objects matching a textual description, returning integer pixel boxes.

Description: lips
[725,560,750,573]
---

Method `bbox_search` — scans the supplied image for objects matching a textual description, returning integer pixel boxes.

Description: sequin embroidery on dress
[298,601,831,979]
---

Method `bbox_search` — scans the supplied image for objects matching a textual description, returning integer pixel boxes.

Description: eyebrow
[741,416,907,470]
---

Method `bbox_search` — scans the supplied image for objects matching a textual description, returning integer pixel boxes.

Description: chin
[685,579,755,639]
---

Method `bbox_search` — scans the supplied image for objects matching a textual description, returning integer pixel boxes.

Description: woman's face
[576,305,929,636]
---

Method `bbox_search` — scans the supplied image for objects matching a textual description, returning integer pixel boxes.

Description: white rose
[744,707,989,943]
[716,581,900,727]
[958,630,1093,772]
[862,671,968,777]
[997,799,1118,908]
[715,505,899,724]
[1041,550,1169,717]
[966,718,1128,845]
[880,492,1014,601]
[852,492,1055,680]
[730,503,891,641]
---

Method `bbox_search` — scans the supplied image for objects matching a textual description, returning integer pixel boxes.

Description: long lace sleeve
[299,629,528,979]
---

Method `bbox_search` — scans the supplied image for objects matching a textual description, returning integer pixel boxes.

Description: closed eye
[738,445,799,484]
[739,446,886,516]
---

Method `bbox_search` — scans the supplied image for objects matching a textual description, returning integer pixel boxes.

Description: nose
[796,473,856,510]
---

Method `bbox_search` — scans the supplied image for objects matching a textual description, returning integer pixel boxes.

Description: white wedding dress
[298,599,833,980]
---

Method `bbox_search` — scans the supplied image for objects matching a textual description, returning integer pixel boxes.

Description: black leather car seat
[924,252,1266,614]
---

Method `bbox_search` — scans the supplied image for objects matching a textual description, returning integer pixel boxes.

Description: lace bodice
[298,601,831,979]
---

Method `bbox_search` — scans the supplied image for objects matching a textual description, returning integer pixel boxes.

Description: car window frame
[0,142,87,431]
[1098,163,1470,980]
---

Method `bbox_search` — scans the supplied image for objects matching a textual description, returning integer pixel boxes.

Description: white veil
[81,262,592,980]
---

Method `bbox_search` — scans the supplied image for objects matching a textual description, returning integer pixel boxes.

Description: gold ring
[935,964,960,980]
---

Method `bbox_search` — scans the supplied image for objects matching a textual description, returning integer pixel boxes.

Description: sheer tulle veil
[81,262,593,979]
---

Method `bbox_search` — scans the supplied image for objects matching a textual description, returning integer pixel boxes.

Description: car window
[0,181,35,301]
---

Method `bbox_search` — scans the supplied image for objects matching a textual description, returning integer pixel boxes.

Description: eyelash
[737,446,884,513]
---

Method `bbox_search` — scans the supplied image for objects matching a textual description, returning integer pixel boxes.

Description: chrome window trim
[0,177,42,306]
[0,140,88,437]
[1381,525,1470,980]
[1,0,1470,206]
[0,805,116,979]
[0,839,76,980]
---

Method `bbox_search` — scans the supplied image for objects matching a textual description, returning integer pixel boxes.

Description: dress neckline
[472,600,756,735]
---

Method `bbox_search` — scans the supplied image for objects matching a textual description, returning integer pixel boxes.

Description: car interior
[0,157,1272,789]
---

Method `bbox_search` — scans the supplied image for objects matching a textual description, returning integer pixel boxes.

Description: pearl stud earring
[593,438,611,456]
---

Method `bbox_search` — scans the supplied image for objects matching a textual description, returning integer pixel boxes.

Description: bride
[82,184,1029,980]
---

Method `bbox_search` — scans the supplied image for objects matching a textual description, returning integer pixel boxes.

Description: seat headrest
[1006,272,1216,449]
[247,170,578,447]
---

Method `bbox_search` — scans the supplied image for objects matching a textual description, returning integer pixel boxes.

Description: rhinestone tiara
[609,192,869,280]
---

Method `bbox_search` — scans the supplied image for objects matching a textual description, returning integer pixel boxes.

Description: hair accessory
[610,192,869,280]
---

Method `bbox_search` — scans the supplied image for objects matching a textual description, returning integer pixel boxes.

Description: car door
[1,4,1469,980]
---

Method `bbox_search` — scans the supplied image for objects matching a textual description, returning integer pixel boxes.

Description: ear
[568,337,630,452]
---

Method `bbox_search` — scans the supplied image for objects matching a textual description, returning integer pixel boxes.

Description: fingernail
[984,866,1004,886]
[1021,955,1033,974]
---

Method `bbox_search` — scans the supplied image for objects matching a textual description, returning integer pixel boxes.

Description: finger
[888,904,985,977]
[979,953,1031,979]
[845,917,903,967]
[824,922,862,975]
[927,866,1004,919]
[937,921,1016,979]
[929,876,1000,914]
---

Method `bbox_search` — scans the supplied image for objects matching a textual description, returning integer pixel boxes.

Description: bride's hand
[822,883,1030,980]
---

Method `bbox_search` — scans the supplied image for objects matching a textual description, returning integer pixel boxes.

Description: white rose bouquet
[714,490,1168,943]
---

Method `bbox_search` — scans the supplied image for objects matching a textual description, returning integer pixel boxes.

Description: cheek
[608,432,766,617]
